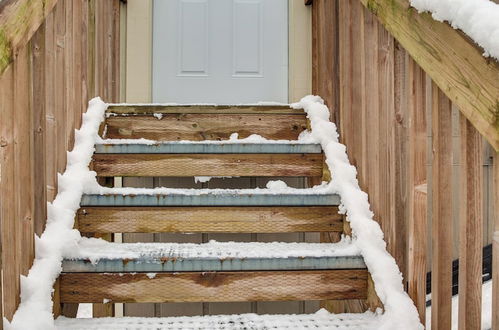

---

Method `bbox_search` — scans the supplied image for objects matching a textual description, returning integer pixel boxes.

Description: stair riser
[91,153,324,177]
[104,114,307,141]
[76,206,343,234]
[59,270,368,304]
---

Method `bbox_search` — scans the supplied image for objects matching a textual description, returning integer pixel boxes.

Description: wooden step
[94,142,322,154]
[103,104,307,141]
[80,192,341,207]
[55,311,381,329]
[59,270,368,304]
[91,153,324,177]
[76,206,343,234]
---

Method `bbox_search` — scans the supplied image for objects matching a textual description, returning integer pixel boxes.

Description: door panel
[153,0,288,103]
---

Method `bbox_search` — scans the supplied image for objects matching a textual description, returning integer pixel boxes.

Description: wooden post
[457,116,483,330]
[406,58,427,323]
[431,82,453,330]
[492,151,499,330]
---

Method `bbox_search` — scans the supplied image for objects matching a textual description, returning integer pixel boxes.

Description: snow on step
[95,142,322,154]
[62,240,364,272]
[56,310,382,330]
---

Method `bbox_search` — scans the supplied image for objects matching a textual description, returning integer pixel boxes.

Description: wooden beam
[431,83,453,330]
[106,105,301,115]
[492,151,499,329]
[457,115,483,330]
[406,57,427,323]
[76,206,343,234]
[92,153,323,178]
[359,0,499,151]
[59,270,368,303]
[104,114,308,141]
[0,0,59,75]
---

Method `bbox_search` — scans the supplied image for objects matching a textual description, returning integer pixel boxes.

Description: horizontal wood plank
[104,114,307,141]
[59,270,368,303]
[76,206,343,233]
[92,153,324,177]
[360,0,499,150]
[106,104,302,115]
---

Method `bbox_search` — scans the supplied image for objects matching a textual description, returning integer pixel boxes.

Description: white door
[152,0,288,103]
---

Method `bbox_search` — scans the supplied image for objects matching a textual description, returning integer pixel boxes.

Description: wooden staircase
[55,104,382,329]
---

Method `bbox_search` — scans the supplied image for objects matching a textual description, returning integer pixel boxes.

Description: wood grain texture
[59,270,368,303]
[493,151,499,330]
[457,115,483,330]
[104,114,307,141]
[431,83,453,330]
[311,0,338,123]
[92,153,323,178]
[0,0,59,75]
[360,0,499,151]
[106,105,302,115]
[76,206,343,234]
[406,57,427,323]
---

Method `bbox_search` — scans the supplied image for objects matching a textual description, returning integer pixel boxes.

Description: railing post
[457,115,483,330]
[431,82,453,330]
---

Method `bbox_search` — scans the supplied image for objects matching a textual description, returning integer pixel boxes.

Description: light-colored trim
[288,0,312,103]
[125,0,153,102]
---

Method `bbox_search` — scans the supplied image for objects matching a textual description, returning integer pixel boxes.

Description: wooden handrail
[357,0,499,151]
[0,0,58,75]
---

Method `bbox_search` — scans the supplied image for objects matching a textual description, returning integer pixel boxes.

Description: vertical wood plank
[0,65,19,322]
[457,115,483,330]
[31,22,47,236]
[431,82,453,330]
[14,46,35,277]
[492,151,499,330]
[406,57,427,322]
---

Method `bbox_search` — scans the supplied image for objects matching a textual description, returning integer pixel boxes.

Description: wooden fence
[309,0,499,328]
[0,0,120,323]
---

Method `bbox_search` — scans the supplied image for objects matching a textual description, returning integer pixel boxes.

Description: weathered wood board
[92,153,324,177]
[104,114,308,141]
[77,206,343,234]
[59,270,368,303]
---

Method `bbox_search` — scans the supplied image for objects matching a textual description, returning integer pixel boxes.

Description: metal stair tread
[62,241,365,272]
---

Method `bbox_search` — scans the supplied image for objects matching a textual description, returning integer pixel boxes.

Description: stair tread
[62,240,364,272]
[81,188,340,206]
[55,310,381,329]
[95,141,322,154]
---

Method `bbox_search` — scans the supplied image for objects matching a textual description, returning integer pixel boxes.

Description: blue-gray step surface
[95,142,322,154]
[80,193,341,207]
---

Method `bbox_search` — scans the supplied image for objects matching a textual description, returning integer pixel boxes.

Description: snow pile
[5,98,108,330]
[291,96,423,329]
[410,0,499,60]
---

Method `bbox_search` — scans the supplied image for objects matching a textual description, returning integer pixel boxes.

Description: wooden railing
[308,0,499,328]
[0,0,121,324]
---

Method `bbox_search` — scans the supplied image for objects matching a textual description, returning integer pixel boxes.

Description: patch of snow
[97,132,318,145]
[64,239,361,262]
[290,95,423,329]
[410,0,499,61]
[5,98,108,330]
[426,280,493,329]
[76,304,92,319]
[152,113,163,120]
[146,273,157,279]
[102,299,110,304]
